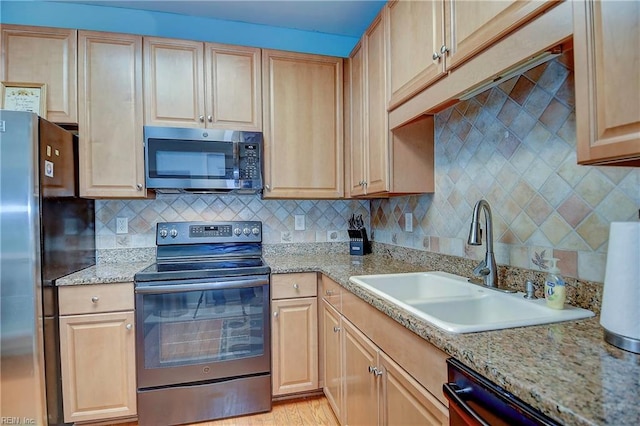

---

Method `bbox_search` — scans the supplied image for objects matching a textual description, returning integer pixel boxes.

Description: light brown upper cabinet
[445,0,559,71]
[387,0,445,110]
[262,49,343,199]
[78,31,145,198]
[347,9,435,198]
[0,25,77,123]
[144,37,261,130]
[574,0,640,165]
[387,0,559,111]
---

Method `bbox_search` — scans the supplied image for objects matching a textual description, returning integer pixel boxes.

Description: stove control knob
[243,227,251,235]
[169,229,178,238]
[159,229,168,238]
[234,227,242,236]
[252,227,260,235]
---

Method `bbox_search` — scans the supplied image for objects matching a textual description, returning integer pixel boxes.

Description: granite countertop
[57,253,640,426]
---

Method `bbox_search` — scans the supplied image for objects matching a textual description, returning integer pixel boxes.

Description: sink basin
[349,271,594,333]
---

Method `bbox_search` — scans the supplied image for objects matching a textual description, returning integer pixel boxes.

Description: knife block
[348,229,371,255]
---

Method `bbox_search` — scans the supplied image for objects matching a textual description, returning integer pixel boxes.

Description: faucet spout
[468,199,498,288]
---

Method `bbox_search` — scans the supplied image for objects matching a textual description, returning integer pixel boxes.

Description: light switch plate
[294,214,305,231]
[116,217,128,234]
[405,213,413,232]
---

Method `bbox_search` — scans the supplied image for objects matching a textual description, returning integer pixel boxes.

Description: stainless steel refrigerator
[0,110,95,425]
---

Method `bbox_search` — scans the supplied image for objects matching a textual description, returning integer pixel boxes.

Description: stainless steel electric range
[134,221,271,426]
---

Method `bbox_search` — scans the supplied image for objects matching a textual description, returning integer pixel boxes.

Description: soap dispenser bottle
[544,258,566,309]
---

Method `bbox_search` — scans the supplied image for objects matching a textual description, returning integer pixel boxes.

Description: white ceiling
[54,0,387,38]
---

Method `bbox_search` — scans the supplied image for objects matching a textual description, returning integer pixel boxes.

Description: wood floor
[120,395,339,426]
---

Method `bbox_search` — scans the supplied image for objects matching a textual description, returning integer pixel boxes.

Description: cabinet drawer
[271,273,317,299]
[320,275,343,311]
[59,282,134,315]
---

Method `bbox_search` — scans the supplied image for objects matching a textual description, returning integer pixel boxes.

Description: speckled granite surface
[56,250,638,426]
[56,262,151,285]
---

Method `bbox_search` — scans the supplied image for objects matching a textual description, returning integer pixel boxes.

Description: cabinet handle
[440,44,449,55]
[136,183,143,191]
[432,52,441,60]
[368,366,382,376]
[91,296,99,303]
[207,115,213,122]
[126,323,133,330]
[293,283,299,289]
[199,115,205,122]
[333,326,341,332]
[325,290,334,296]
[273,311,278,317]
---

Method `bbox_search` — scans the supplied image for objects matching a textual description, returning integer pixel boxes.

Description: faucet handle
[473,260,490,277]
[524,280,538,299]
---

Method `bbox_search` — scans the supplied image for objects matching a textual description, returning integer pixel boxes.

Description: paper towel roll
[600,222,640,342]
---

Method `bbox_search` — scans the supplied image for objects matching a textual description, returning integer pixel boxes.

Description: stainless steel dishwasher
[443,358,561,426]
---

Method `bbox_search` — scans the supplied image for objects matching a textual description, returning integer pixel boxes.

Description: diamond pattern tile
[370,52,639,282]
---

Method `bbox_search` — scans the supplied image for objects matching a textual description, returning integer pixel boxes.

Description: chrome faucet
[468,199,498,288]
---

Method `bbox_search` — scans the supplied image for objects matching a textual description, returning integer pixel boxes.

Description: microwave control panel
[238,142,261,180]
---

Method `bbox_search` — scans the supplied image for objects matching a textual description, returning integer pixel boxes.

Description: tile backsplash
[371,52,639,283]
[96,196,369,248]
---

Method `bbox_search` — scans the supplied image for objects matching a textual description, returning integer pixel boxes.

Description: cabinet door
[364,13,389,195]
[379,351,448,426]
[343,320,378,426]
[0,24,77,123]
[78,31,145,198]
[144,37,205,128]
[205,43,261,130]
[322,301,344,423]
[347,42,367,197]
[445,0,557,70]
[387,0,445,110]
[262,50,343,198]
[59,311,136,423]
[272,297,319,395]
[574,0,640,165]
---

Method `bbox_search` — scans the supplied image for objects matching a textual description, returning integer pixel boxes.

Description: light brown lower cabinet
[58,283,136,423]
[271,273,319,396]
[321,276,449,426]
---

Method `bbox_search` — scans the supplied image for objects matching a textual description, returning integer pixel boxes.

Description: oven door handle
[443,382,490,426]
[135,277,269,294]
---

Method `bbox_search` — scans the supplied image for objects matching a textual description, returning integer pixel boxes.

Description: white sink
[349,271,595,333]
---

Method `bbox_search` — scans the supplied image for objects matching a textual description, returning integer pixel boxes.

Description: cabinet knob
[265,184,271,191]
[333,326,341,333]
[440,44,449,54]
[199,115,205,122]
[126,323,133,330]
[432,52,441,60]
[293,283,299,289]
[273,311,278,317]
[136,183,143,190]
[368,366,382,376]
[91,296,99,303]
[207,115,213,122]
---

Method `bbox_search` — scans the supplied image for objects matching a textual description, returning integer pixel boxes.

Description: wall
[95,195,369,249]
[371,53,639,283]
[0,1,366,57]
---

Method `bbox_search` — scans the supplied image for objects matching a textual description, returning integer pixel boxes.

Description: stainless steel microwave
[144,126,263,194]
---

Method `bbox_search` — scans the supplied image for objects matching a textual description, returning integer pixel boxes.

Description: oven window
[140,286,265,369]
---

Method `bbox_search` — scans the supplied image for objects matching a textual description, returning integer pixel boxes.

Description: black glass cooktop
[134,257,271,283]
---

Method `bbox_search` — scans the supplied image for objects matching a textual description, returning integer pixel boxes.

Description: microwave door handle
[233,141,240,181]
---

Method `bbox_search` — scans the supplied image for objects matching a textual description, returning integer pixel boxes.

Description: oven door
[135,275,270,389]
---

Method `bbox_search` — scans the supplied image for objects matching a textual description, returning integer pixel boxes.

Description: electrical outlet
[405,213,413,232]
[294,214,305,231]
[116,217,128,234]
